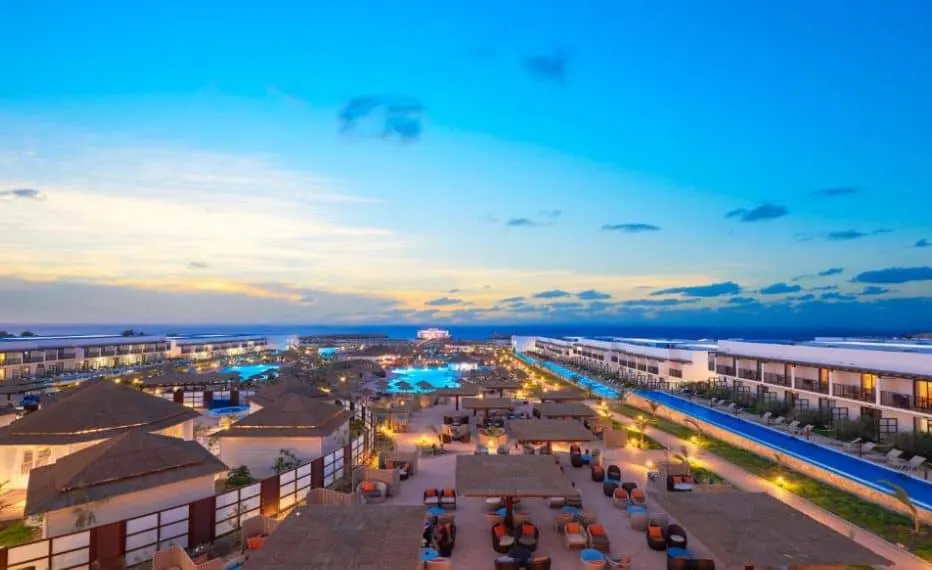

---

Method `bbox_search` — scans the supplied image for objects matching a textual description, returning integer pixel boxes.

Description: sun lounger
[882,449,904,464]
[858,441,876,454]
[771,416,785,426]
[793,424,813,435]
[780,420,800,432]
[760,412,772,424]
[840,437,862,450]
[894,455,926,472]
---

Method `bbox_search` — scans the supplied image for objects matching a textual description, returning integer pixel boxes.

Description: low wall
[627,393,932,524]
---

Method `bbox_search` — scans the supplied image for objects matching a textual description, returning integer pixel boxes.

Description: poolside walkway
[604,406,929,569]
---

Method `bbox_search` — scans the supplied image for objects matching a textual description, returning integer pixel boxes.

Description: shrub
[791,409,833,429]
[891,432,932,459]
[832,416,877,442]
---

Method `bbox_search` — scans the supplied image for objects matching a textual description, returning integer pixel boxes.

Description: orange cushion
[589,524,606,536]
[565,522,581,534]
[493,525,506,537]
[442,488,455,497]
[648,526,663,540]
[672,476,683,484]
[631,489,645,500]
[522,523,535,536]
[613,488,627,499]
[360,481,376,492]
[425,488,438,497]
[384,461,394,468]
[247,536,266,550]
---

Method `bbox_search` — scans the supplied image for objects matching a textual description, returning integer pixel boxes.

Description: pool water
[222,364,279,380]
[516,352,619,399]
[638,390,932,510]
[206,405,250,417]
[388,366,460,393]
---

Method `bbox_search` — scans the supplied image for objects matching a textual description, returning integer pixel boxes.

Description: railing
[762,372,790,387]
[737,368,759,381]
[795,377,829,394]
[880,390,932,412]
[23,356,44,364]
[833,384,876,403]
[715,366,735,376]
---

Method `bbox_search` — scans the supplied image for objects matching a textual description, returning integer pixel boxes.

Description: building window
[21,450,34,474]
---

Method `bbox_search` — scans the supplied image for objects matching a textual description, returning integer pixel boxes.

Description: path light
[645,459,654,469]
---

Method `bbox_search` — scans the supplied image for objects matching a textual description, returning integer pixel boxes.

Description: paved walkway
[606,407,929,569]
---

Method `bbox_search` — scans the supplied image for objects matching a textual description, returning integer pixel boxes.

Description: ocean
[0,322,909,350]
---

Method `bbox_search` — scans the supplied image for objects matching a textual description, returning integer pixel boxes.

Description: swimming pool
[638,390,932,510]
[388,366,460,393]
[206,405,250,417]
[516,352,619,399]
[222,364,279,380]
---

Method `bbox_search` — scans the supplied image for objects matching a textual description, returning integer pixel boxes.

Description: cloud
[523,51,567,83]
[861,286,890,296]
[425,297,465,306]
[851,266,932,285]
[821,292,857,302]
[448,288,461,294]
[727,297,758,305]
[759,282,802,295]
[601,223,660,233]
[794,267,844,281]
[620,298,700,308]
[915,239,931,248]
[500,296,525,304]
[812,186,861,197]
[787,293,816,302]
[0,188,46,201]
[809,285,838,292]
[576,289,612,301]
[724,204,787,222]
[187,261,208,270]
[651,281,741,298]
[826,229,891,241]
[338,95,425,142]
[506,217,543,227]
[539,209,562,218]
[533,289,572,299]
[545,301,584,311]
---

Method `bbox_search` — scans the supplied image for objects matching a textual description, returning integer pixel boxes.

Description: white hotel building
[0,334,269,383]
[518,335,932,435]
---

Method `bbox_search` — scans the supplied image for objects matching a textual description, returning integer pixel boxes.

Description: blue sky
[1,0,930,329]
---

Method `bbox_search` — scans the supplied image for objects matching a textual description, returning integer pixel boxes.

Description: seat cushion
[498,535,515,547]
[588,524,606,536]
[566,535,586,546]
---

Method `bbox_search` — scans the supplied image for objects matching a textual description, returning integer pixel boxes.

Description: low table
[673,483,694,492]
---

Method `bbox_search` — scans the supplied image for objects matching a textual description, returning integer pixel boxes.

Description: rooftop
[220,394,352,438]
[0,379,199,445]
[25,431,228,515]
[455,454,576,498]
[535,402,598,418]
[508,419,596,442]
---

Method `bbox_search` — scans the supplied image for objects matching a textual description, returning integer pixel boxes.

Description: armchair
[440,487,457,509]
[491,523,516,553]
[424,488,441,506]
[562,521,588,550]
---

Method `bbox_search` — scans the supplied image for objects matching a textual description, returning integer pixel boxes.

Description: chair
[666,524,688,549]
[760,411,771,423]
[549,496,566,508]
[883,449,904,464]
[563,521,588,550]
[780,420,800,432]
[424,488,440,506]
[356,480,387,504]
[897,455,927,473]
[581,560,606,570]
[516,522,540,552]
[494,557,520,570]
[491,523,516,553]
[611,487,628,509]
[794,423,813,435]
[566,492,583,508]
[571,453,584,468]
[841,437,862,450]
[591,465,605,482]
[602,481,618,497]
[629,509,648,531]
[486,512,504,527]
[440,487,457,509]
[587,522,610,552]
[646,518,667,551]
[858,441,877,454]
[606,464,621,481]
[528,556,552,570]
[630,488,647,505]
[426,558,452,569]
[771,416,785,426]
[605,555,632,569]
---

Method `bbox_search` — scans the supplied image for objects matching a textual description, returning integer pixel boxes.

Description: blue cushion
[667,547,692,559]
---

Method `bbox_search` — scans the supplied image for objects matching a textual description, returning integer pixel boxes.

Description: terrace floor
[380,400,721,569]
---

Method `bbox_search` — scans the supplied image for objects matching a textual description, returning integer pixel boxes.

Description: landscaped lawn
[612,403,932,561]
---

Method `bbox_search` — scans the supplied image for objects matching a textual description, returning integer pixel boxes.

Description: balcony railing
[763,372,790,387]
[738,368,759,381]
[2,358,23,365]
[833,384,876,403]
[716,365,736,376]
[795,377,829,394]
[647,366,659,375]
[23,356,45,364]
[880,391,932,413]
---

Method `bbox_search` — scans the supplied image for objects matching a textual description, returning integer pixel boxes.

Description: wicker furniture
[424,488,441,506]
[563,521,588,550]
[516,522,540,552]
[440,487,457,509]
[611,487,628,509]
[591,465,605,482]
[356,479,387,504]
[587,523,610,552]
[606,464,621,481]
[492,523,516,553]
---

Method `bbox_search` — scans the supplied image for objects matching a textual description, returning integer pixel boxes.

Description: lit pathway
[605,407,928,570]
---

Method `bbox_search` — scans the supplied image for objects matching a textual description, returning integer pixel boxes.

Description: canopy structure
[535,388,588,402]
[456,454,574,527]
[534,402,598,419]
[653,491,892,568]
[508,419,594,452]
[434,385,480,410]
[242,504,425,570]
[462,397,515,417]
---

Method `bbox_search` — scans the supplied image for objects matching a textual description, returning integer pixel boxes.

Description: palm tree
[880,480,922,549]
[70,486,97,530]
[672,445,693,474]
[648,401,662,419]
[634,416,650,448]
[684,418,707,446]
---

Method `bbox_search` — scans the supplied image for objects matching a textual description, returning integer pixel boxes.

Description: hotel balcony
[795,377,829,395]
[737,368,760,381]
[2,357,24,365]
[716,365,736,376]
[832,384,876,404]
[880,391,932,413]
[762,372,791,387]
[23,356,45,364]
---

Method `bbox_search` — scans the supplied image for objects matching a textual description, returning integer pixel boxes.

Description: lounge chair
[491,523,515,553]
[794,423,813,435]
[858,441,877,454]
[725,402,736,413]
[440,487,457,509]
[780,420,800,432]
[629,509,649,531]
[840,437,862,450]
[771,416,785,426]
[515,522,539,552]
[611,487,628,508]
[666,523,688,549]
[494,557,520,570]
[602,480,618,497]
[894,455,926,472]
[423,488,440,506]
[527,556,552,570]
[563,521,588,550]
[882,449,904,464]
[571,453,584,468]
[760,411,772,423]
[587,522,610,552]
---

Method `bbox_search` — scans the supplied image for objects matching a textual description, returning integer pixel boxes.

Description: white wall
[219,437,324,479]
[42,474,217,538]
[718,340,932,376]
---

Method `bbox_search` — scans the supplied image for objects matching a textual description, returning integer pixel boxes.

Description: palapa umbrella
[394,380,414,392]
[416,380,434,391]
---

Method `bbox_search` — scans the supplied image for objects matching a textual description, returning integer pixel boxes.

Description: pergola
[508,419,595,453]
[652,491,892,568]
[534,402,598,419]
[472,379,522,398]
[462,397,515,418]
[456,455,574,528]
[434,385,481,410]
[535,388,588,402]
[242,504,426,570]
